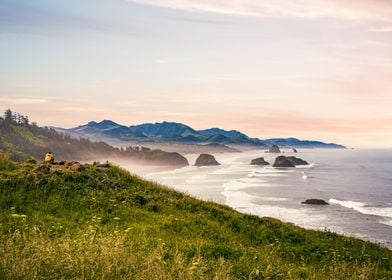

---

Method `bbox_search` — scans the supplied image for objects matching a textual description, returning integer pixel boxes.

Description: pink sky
[1,0,392,148]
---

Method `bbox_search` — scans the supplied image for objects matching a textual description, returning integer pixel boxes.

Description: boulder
[195,154,220,166]
[69,162,85,172]
[301,199,329,205]
[273,156,295,167]
[286,156,309,166]
[267,145,281,153]
[250,157,269,166]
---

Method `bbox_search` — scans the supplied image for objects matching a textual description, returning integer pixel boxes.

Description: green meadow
[0,156,391,279]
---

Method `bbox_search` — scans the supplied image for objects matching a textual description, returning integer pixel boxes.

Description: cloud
[0,97,48,105]
[368,26,392,32]
[128,0,392,22]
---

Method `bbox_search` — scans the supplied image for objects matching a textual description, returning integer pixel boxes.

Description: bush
[0,154,15,171]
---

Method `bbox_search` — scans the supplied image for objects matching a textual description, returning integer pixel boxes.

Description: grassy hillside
[0,115,188,166]
[0,156,391,279]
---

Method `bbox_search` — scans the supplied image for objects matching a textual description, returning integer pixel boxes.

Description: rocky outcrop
[69,162,85,172]
[286,156,308,166]
[273,156,295,167]
[301,199,329,205]
[131,150,189,167]
[267,145,281,153]
[273,156,309,167]
[195,154,220,166]
[250,157,269,166]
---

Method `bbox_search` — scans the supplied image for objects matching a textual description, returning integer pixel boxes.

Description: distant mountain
[130,121,198,140]
[264,138,345,149]
[73,120,146,141]
[67,120,345,149]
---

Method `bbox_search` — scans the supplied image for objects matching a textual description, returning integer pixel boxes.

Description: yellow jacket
[45,153,53,163]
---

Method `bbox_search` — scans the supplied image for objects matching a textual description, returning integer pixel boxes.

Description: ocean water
[137,149,392,248]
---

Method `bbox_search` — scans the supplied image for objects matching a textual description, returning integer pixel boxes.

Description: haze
[1,0,392,148]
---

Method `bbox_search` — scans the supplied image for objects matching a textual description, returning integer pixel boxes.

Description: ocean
[130,149,392,248]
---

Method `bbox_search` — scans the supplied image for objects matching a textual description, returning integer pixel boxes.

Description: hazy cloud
[368,26,392,32]
[0,97,48,105]
[128,0,392,22]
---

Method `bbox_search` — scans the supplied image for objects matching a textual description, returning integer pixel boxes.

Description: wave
[329,198,392,219]
[379,219,392,227]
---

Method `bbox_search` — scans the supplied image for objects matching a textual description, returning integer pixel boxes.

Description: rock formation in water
[286,156,309,166]
[273,156,295,167]
[301,199,329,205]
[267,144,281,153]
[250,157,269,165]
[273,155,309,167]
[195,154,220,166]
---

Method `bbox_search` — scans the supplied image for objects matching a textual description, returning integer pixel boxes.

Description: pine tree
[4,109,13,122]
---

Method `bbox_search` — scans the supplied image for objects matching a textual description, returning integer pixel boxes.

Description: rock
[272,156,309,167]
[267,145,281,153]
[272,156,295,167]
[195,154,220,166]
[286,156,308,166]
[96,163,110,168]
[69,162,85,172]
[250,157,269,165]
[301,199,329,205]
[292,148,298,153]
[137,150,189,166]
[34,164,50,173]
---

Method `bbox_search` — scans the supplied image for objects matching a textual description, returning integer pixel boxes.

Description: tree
[4,109,13,122]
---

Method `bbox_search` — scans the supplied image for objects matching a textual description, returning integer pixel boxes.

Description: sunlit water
[124,149,392,248]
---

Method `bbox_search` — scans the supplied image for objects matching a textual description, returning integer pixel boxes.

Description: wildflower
[113,217,121,221]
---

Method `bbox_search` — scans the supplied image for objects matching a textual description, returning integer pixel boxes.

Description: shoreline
[121,149,392,249]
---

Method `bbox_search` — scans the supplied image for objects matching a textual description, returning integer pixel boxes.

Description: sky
[1,0,392,148]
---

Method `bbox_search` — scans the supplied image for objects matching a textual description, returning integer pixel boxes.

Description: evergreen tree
[4,109,13,122]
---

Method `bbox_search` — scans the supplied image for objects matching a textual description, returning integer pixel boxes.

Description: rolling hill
[0,158,390,279]
[0,113,188,166]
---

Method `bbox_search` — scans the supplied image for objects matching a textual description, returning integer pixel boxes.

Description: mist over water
[127,149,392,248]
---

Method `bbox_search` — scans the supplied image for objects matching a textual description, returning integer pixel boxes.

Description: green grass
[0,157,391,279]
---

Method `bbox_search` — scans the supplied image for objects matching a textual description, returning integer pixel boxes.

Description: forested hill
[0,110,188,166]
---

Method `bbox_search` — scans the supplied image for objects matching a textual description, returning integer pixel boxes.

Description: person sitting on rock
[44,152,54,164]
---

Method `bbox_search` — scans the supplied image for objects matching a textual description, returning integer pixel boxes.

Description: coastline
[127,149,392,249]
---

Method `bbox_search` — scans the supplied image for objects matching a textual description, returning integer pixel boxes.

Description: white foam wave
[329,199,392,219]
[295,162,315,169]
[222,189,328,229]
[379,219,392,227]
[259,197,289,202]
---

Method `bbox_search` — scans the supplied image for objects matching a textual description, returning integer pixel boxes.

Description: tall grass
[0,162,391,279]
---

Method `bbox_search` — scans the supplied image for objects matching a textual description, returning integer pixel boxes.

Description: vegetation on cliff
[0,110,188,166]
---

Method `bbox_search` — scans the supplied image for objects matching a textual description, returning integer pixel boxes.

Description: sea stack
[286,156,308,166]
[250,157,269,166]
[273,156,295,167]
[194,154,220,166]
[268,144,281,153]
